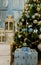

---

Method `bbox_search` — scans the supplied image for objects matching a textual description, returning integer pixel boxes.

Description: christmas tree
[14,0,41,59]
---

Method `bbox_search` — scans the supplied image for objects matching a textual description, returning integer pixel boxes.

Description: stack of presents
[10,42,38,65]
[14,47,38,65]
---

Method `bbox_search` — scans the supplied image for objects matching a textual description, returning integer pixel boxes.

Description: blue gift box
[21,47,30,51]
[14,47,38,65]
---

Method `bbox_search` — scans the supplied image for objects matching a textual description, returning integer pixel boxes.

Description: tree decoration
[38,34,41,40]
[14,0,41,59]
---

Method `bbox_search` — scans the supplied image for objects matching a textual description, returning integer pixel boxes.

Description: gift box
[14,47,38,65]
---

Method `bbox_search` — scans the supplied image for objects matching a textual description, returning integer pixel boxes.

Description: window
[9,22,13,30]
[5,22,8,30]
[0,11,6,27]
[0,0,8,9]
[2,0,8,7]
[2,36,5,42]
[12,0,27,10]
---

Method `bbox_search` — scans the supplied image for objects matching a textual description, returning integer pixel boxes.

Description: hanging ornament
[24,38,27,42]
[35,13,40,19]
[32,15,35,19]
[38,14,41,17]
[22,28,27,32]
[27,22,29,25]
[22,18,24,22]
[33,29,38,33]
[29,4,33,7]
[23,42,27,47]
[20,22,22,26]
[38,44,41,51]
[38,34,41,40]
[35,13,39,16]
[33,0,39,3]
[29,28,33,33]
[18,35,21,38]
[37,4,40,7]
[37,7,40,12]
[24,3,28,9]
[28,25,32,28]
[33,20,38,24]
[38,21,41,25]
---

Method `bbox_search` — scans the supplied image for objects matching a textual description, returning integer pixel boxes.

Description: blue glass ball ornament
[22,28,27,32]
[29,28,33,33]
[27,15,30,18]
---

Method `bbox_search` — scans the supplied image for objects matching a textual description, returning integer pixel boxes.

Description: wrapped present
[14,47,38,65]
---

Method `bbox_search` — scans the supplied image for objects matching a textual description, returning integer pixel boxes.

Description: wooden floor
[38,60,41,65]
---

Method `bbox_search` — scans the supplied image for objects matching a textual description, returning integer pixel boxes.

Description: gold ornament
[33,20,38,24]
[24,3,28,9]
[37,7,40,12]
[38,21,41,25]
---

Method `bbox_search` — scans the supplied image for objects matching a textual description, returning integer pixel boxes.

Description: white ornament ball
[22,18,24,21]
[28,25,32,28]
[35,13,39,16]
[32,15,35,19]
[27,22,29,25]
[38,34,41,39]
[38,44,41,51]
[33,20,38,24]
[23,43,27,46]
[34,29,38,33]
[18,35,21,38]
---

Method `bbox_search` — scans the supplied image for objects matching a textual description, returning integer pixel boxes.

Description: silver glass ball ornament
[38,34,41,40]
[22,18,24,21]
[33,20,38,24]
[32,15,35,19]
[38,44,41,51]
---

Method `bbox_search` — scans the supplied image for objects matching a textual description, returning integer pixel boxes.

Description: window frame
[0,0,8,9]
